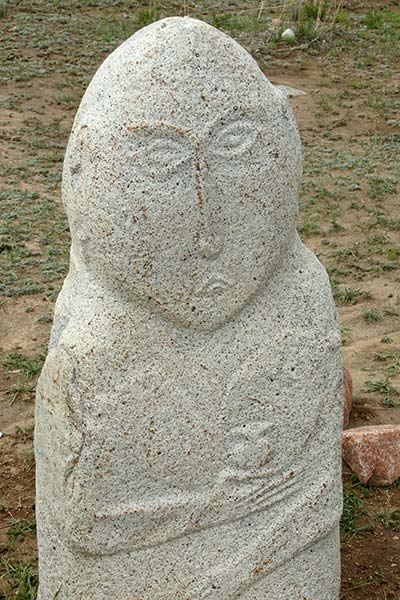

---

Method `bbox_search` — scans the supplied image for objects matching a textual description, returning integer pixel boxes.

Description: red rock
[342,425,400,486]
[343,367,353,430]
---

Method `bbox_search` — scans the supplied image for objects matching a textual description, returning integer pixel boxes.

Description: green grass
[341,483,372,540]
[4,351,45,378]
[378,509,400,530]
[336,287,372,305]
[7,519,36,544]
[3,350,45,405]
[365,378,398,407]
[0,559,38,600]
[362,308,384,324]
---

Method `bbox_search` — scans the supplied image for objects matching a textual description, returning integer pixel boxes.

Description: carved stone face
[63,18,301,329]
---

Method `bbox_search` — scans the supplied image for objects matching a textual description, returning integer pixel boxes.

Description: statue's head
[63,17,301,330]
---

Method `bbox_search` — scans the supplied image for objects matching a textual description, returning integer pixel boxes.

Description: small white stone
[275,84,306,98]
[281,27,296,41]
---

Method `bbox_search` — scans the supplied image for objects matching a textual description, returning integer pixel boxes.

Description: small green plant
[6,382,36,406]
[337,287,372,305]
[362,308,384,324]
[298,220,321,236]
[384,305,400,318]
[138,7,159,27]
[7,518,36,544]
[387,247,400,261]
[368,176,397,200]
[287,0,345,42]
[0,1,7,19]
[362,10,383,30]
[16,424,34,442]
[365,378,398,406]
[1,558,38,600]
[340,326,352,346]
[378,509,400,530]
[4,351,45,377]
[341,485,372,540]
[54,93,76,109]
[373,350,400,365]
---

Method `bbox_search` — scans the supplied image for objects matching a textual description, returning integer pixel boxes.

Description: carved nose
[195,156,223,260]
[199,232,223,259]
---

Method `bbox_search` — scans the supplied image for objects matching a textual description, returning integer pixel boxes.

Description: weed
[368,176,397,200]
[378,509,400,530]
[384,305,400,318]
[362,308,384,324]
[341,485,372,539]
[4,351,45,378]
[138,8,159,27]
[0,558,38,600]
[0,94,23,111]
[7,519,36,544]
[298,220,321,236]
[362,10,383,30]
[340,327,352,346]
[54,93,76,109]
[365,378,398,406]
[336,287,372,305]
[16,424,35,442]
[6,382,36,406]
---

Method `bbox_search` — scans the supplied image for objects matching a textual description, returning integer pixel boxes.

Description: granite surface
[35,16,343,599]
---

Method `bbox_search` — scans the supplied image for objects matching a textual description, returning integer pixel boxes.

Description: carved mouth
[194,276,232,297]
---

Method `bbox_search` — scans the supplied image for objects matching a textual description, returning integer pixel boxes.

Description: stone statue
[35,17,343,599]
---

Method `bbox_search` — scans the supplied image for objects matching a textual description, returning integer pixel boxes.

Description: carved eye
[211,121,257,158]
[137,137,192,178]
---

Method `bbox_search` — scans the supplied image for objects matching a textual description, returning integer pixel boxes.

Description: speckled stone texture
[35,17,343,600]
[343,425,400,485]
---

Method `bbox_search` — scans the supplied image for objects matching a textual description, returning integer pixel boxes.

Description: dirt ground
[0,1,399,598]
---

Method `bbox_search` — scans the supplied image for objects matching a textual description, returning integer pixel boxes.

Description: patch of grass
[341,485,372,540]
[362,10,384,30]
[7,519,36,544]
[384,305,400,318]
[6,382,36,406]
[378,509,400,530]
[0,558,38,600]
[138,8,160,27]
[4,351,45,378]
[365,377,398,406]
[362,308,384,324]
[340,326,352,346]
[0,93,23,111]
[373,350,400,364]
[16,424,35,443]
[365,378,397,395]
[54,93,77,110]
[298,220,321,236]
[336,287,372,305]
[287,0,346,42]
[368,176,397,200]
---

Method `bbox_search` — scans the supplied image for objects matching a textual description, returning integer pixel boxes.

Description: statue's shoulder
[293,238,337,318]
[268,237,339,345]
[44,299,137,388]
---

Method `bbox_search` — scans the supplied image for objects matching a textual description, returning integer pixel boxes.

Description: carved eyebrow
[126,122,200,145]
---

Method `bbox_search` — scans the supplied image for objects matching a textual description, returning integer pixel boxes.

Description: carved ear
[274,84,307,99]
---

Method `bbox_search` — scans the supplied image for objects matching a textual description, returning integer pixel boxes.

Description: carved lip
[194,276,232,297]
